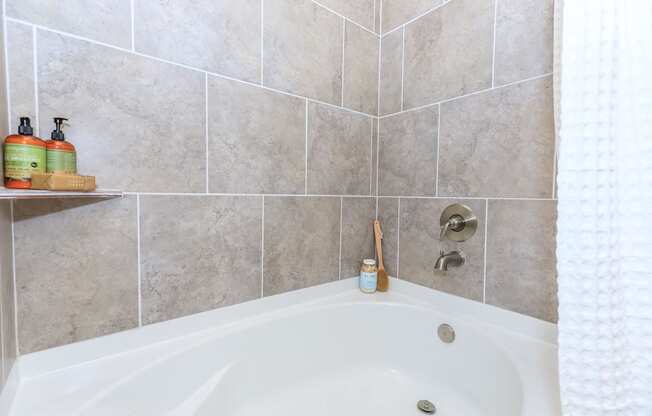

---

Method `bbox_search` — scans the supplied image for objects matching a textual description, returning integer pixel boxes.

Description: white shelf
[0,187,122,200]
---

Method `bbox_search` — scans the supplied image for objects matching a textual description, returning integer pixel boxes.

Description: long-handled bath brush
[374,220,389,292]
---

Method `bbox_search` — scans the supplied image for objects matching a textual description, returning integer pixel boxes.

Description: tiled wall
[0,0,18,391]
[377,0,557,322]
[2,0,556,358]
[4,0,381,355]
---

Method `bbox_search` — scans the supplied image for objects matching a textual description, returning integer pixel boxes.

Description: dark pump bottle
[45,117,77,174]
[3,117,46,189]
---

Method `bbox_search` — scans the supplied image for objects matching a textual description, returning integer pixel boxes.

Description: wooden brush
[374,220,389,292]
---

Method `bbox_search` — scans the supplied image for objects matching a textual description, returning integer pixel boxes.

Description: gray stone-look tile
[379,106,438,196]
[381,0,443,34]
[343,22,379,115]
[399,198,485,302]
[341,197,375,278]
[438,76,554,198]
[263,196,340,296]
[208,76,305,194]
[494,0,553,85]
[264,0,343,105]
[135,0,261,82]
[140,196,262,325]
[379,30,403,116]
[317,0,375,31]
[14,197,138,353]
[37,31,206,193]
[7,0,131,48]
[6,21,36,134]
[377,197,398,277]
[486,199,557,322]
[307,103,373,195]
[403,0,494,108]
[0,201,16,381]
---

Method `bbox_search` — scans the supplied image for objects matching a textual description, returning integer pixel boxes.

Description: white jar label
[360,271,377,292]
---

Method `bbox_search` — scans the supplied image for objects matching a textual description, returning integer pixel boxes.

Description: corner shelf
[0,187,123,200]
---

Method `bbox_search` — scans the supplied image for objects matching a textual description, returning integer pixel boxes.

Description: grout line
[260,196,265,297]
[10,201,19,356]
[304,100,309,195]
[340,18,345,107]
[491,0,498,88]
[204,73,209,193]
[338,197,343,280]
[311,0,378,37]
[119,192,556,201]
[136,194,142,326]
[260,0,264,84]
[375,118,380,219]
[400,26,405,111]
[4,17,378,119]
[396,198,401,279]
[379,72,554,119]
[130,0,135,51]
[482,199,489,303]
[379,0,383,34]
[32,26,39,136]
[435,104,441,196]
[369,118,373,195]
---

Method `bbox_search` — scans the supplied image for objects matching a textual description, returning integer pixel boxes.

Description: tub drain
[417,400,436,414]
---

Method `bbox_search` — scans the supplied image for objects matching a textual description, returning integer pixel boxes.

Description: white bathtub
[0,278,560,416]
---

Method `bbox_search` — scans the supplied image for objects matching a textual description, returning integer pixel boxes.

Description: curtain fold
[556,1,652,415]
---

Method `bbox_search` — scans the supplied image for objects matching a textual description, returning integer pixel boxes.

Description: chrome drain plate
[417,400,436,414]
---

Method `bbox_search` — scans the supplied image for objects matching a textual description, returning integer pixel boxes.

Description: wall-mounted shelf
[0,187,123,200]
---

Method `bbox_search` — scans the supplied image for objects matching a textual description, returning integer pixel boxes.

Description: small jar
[359,259,378,293]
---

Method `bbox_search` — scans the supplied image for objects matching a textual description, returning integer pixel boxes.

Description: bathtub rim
[8,277,556,383]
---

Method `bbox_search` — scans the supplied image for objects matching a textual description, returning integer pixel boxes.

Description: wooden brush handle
[374,220,385,270]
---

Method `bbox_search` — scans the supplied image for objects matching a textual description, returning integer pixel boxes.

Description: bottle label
[360,271,377,292]
[3,143,46,180]
[46,149,77,173]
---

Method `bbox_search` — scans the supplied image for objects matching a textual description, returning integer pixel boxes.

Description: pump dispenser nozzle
[18,117,33,135]
[51,117,68,141]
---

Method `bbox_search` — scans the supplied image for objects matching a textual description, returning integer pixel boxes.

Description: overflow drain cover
[417,400,436,414]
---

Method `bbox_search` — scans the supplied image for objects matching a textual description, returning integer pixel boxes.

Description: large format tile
[140,196,262,325]
[343,21,379,115]
[307,103,373,195]
[317,0,375,30]
[378,106,438,196]
[379,30,403,116]
[0,202,16,380]
[263,0,343,105]
[135,0,260,82]
[494,0,553,85]
[6,21,35,134]
[381,0,443,34]
[399,198,486,302]
[403,0,494,108]
[263,196,340,296]
[438,76,554,198]
[486,200,557,322]
[37,31,206,193]
[208,77,305,194]
[14,197,138,353]
[7,0,131,48]
[341,197,376,278]
[377,197,399,277]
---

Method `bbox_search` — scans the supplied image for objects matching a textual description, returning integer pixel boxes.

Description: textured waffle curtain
[555,1,652,415]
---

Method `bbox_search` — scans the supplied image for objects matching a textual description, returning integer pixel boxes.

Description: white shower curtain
[556,1,652,415]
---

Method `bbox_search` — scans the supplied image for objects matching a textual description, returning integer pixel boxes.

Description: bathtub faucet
[434,250,465,272]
